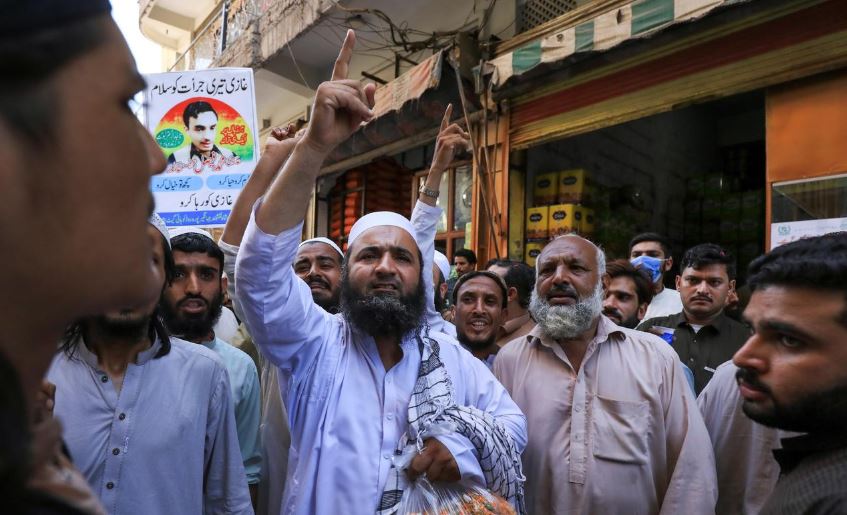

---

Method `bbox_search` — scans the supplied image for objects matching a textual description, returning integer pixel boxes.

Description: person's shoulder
[615,326,679,362]
[214,338,258,373]
[496,331,535,366]
[636,313,675,331]
[170,146,192,162]
[168,338,225,369]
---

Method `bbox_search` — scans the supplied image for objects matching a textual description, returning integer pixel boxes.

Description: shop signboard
[770,217,847,249]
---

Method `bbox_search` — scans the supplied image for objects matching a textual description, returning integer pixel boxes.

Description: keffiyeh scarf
[376,328,525,514]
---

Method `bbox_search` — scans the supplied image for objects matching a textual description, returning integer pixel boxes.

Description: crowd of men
[2,2,846,515]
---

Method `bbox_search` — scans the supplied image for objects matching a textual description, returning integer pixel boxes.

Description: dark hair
[629,232,672,258]
[182,101,217,128]
[604,259,654,306]
[748,233,847,325]
[451,270,508,308]
[486,259,535,309]
[0,17,107,145]
[453,248,477,265]
[680,243,736,279]
[171,232,225,274]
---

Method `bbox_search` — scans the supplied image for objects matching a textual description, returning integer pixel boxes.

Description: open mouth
[469,319,490,330]
[179,298,207,314]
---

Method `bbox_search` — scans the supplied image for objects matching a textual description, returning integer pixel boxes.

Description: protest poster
[145,68,259,227]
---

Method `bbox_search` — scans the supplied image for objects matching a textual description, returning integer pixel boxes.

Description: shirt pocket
[591,395,650,465]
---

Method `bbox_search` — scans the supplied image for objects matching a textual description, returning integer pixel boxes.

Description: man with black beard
[162,231,262,504]
[494,234,716,514]
[234,32,526,515]
[452,271,509,368]
[47,216,252,514]
[729,233,847,514]
[601,259,653,329]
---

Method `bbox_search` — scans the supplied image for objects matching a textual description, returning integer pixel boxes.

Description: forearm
[419,166,445,207]
[221,148,291,246]
[255,140,328,236]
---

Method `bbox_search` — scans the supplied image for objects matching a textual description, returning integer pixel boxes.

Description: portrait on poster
[145,69,258,228]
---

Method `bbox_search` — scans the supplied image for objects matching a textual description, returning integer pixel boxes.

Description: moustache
[691,295,712,302]
[548,283,579,300]
[307,277,331,289]
[602,307,622,319]
[735,367,771,394]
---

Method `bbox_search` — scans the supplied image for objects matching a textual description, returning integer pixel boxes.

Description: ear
[664,256,673,273]
[675,274,682,290]
[637,302,648,321]
[439,281,448,298]
[507,286,518,303]
[729,279,736,291]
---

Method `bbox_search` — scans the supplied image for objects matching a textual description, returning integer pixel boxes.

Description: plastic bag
[394,476,516,515]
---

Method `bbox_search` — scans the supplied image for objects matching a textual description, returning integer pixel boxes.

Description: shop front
[478,0,847,282]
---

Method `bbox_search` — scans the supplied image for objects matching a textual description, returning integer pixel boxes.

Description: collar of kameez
[530,314,624,350]
[774,432,847,474]
[672,310,730,333]
[76,335,163,370]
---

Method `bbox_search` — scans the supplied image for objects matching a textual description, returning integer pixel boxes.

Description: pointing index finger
[332,29,356,81]
[440,104,453,133]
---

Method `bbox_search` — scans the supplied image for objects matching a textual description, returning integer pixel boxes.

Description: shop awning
[486,0,738,90]
[322,50,478,173]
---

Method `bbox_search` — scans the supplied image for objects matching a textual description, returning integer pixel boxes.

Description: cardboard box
[549,204,578,236]
[533,172,559,205]
[576,206,595,235]
[525,206,549,240]
[558,169,589,203]
[525,240,546,267]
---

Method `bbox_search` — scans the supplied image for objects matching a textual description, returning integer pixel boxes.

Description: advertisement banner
[145,68,258,227]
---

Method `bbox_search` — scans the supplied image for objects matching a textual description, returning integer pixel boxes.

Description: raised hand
[430,104,471,173]
[302,30,377,156]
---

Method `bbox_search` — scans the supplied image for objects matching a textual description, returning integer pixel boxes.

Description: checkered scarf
[376,327,525,514]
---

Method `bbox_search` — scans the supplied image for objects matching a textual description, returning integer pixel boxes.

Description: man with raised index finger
[235,31,527,515]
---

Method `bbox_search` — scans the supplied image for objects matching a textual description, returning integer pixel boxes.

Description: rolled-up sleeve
[235,204,333,378]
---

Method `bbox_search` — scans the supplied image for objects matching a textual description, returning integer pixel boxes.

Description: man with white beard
[493,234,717,514]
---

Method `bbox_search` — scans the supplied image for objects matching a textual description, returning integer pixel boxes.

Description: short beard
[530,282,603,340]
[457,332,496,351]
[340,270,425,339]
[161,291,224,341]
[737,367,847,434]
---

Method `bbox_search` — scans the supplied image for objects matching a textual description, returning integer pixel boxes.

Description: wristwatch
[419,185,440,199]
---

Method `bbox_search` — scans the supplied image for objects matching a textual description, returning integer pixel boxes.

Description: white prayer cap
[347,212,417,250]
[148,214,171,248]
[433,250,451,281]
[298,237,343,258]
[169,226,214,241]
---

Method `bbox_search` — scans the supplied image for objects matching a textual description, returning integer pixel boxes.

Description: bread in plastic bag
[394,476,516,515]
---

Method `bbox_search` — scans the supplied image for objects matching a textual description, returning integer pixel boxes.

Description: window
[413,163,473,260]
